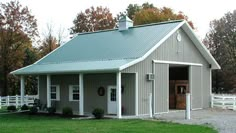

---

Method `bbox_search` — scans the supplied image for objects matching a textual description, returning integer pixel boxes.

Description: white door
[107,86,117,114]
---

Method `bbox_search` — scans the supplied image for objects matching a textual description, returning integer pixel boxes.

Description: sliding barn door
[154,63,169,113]
[190,66,202,109]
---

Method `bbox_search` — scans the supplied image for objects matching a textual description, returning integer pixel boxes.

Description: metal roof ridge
[76,19,184,36]
[130,19,184,29]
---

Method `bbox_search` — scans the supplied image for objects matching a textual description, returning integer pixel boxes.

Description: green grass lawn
[0,113,217,133]
[0,107,7,113]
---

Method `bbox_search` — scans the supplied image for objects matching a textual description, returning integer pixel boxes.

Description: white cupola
[118,16,133,31]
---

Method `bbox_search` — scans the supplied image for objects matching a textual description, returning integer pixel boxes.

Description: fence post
[185,93,191,120]
[233,97,236,111]
[26,95,29,106]
[0,96,1,109]
[211,94,214,108]
[16,95,18,108]
[149,93,153,118]
[7,96,10,106]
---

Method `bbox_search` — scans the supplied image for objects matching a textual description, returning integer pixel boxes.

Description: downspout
[152,61,155,116]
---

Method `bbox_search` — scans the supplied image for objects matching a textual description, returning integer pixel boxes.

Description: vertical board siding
[122,28,212,114]
[190,66,203,109]
[154,63,169,113]
[39,73,135,115]
[39,75,47,107]
[39,75,80,113]
[121,73,136,115]
[122,60,152,115]
[84,73,116,114]
[202,66,211,108]
[51,75,80,113]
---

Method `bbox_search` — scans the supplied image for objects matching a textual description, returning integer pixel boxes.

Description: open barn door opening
[169,66,189,110]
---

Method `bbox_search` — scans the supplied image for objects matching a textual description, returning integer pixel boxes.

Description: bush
[92,108,104,119]
[7,106,17,112]
[29,106,38,114]
[47,107,56,115]
[62,107,73,117]
[21,104,29,110]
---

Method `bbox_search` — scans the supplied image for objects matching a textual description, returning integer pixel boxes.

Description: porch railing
[0,95,38,109]
[211,94,236,110]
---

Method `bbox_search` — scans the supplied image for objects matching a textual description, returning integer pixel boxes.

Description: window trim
[51,85,60,101]
[69,85,80,101]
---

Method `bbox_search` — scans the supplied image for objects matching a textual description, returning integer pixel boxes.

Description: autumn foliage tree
[71,6,116,34]
[121,3,194,28]
[204,10,236,93]
[39,24,60,57]
[0,1,38,95]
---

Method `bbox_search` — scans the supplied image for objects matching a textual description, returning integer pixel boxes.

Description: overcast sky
[2,0,236,40]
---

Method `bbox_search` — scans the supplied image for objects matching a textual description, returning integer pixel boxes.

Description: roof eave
[11,67,120,75]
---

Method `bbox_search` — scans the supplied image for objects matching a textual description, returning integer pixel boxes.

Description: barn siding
[190,66,203,109]
[39,73,135,115]
[121,73,136,115]
[154,63,169,113]
[122,28,211,114]
[39,75,47,108]
[39,75,80,113]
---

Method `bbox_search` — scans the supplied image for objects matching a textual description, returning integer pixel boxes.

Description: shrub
[7,106,17,112]
[21,104,29,110]
[62,107,73,117]
[92,108,104,119]
[47,107,56,115]
[29,106,38,114]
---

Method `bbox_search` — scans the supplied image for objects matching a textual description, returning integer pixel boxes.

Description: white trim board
[153,60,203,66]
[154,111,169,115]
[191,108,202,111]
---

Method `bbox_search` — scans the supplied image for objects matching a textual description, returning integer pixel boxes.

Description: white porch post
[116,72,122,118]
[47,74,51,108]
[20,75,25,106]
[79,74,84,115]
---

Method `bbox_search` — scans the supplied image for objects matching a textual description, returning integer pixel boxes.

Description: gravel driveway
[155,108,236,133]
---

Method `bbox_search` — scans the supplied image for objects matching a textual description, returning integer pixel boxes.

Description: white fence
[211,94,236,110]
[0,95,38,109]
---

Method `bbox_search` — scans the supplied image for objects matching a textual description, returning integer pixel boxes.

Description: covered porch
[19,72,137,118]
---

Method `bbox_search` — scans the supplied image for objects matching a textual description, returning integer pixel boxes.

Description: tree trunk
[2,65,8,96]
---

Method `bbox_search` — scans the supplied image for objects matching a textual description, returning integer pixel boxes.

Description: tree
[120,3,194,29]
[39,23,59,57]
[204,10,236,93]
[0,1,38,95]
[71,6,116,34]
[133,6,194,28]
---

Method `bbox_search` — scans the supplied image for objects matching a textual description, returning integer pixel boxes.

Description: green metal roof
[12,20,183,75]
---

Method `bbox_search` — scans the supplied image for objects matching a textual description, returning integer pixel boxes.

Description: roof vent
[118,16,133,31]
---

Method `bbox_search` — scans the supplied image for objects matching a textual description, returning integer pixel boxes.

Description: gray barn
[12,16,220,118]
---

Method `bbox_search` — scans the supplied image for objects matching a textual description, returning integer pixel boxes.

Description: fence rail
[211,94,236,110]
[0,95,38,109]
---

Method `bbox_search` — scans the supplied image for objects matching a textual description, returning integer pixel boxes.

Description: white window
[51,85,60,101]
[69,85,80,101]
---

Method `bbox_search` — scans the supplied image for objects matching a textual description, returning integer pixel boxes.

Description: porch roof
[11,59,134,75]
